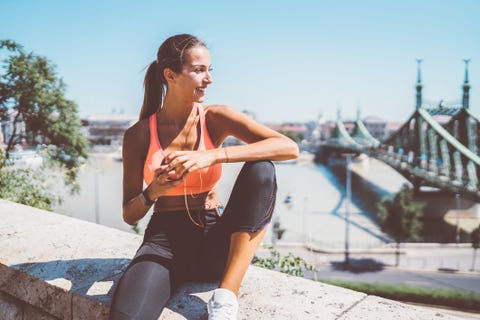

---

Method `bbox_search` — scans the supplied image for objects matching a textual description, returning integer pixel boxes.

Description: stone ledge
[0,200,460,319]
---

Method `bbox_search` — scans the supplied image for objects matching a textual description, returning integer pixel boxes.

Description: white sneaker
[207,288,239,320]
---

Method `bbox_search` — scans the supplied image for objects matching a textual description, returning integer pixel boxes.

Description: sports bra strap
[197,105,206,150]
[149,113,162,151]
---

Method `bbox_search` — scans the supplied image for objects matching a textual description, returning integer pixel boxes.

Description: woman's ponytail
[139,60,164,120]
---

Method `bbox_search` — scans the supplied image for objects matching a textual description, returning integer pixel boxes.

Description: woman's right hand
[147,164,184,199]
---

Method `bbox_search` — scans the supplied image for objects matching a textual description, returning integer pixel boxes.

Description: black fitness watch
[139,189,155,206]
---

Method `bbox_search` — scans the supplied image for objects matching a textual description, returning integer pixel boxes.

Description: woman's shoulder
[204,104,235,120]
[123,117,149,144]
[204,104,253,124]
[204,104,229,113]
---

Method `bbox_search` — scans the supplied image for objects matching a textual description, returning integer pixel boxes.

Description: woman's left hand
[163,149,221,178]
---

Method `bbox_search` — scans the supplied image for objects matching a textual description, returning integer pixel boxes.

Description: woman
[109,34,298,320]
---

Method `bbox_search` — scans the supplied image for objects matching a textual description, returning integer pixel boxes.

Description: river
[52,153,427,249]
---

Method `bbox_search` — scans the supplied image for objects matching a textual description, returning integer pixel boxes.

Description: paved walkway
[261,242,480,275]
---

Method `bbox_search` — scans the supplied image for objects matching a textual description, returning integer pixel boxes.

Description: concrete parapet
[0,200,461,319]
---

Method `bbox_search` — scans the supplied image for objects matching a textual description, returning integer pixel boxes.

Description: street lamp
[303,196,309,244]
[455,193,461,244]
[94,161,100,224]
[344,153,353,266]
[90,154,100,224]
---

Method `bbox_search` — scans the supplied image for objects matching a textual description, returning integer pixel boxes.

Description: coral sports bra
[143,105,222,196]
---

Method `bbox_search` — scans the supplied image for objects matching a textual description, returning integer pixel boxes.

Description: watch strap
[139,189,154,206]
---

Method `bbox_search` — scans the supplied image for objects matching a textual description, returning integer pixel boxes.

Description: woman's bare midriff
[152,188,221,212]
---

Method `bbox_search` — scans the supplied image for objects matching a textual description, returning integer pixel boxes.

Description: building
[363,115,388,140]
[385,121,403,138]
[314,119,336,142]
[265,122,308,140]
[82,114,137,145]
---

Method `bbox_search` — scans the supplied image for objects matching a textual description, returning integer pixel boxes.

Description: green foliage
[376,184,425,266]
[252,247,315,277]
[377,184,425,243]
[278,130,303,143]
[321,279,480,312]
[252,247,280,271]
[131,222,140,235]
[0,40,88,187]
[0,149,58,210]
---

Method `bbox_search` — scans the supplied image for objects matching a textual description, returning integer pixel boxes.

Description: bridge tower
[413,60,428,188]
[452,59,477,153]
[415,59,428,168]
[462,59,471,109]
[462,59,477,154]
[435,59,478,154]
[415,59,423,110]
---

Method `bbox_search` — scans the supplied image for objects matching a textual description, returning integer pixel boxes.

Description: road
[310,265,480,294]
[256,244,480,294]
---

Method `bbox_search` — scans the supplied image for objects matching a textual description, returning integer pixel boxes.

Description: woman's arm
[122,122,184,225]
[207,105,299,162]
[121,124,151,225]
[163,105,299,176]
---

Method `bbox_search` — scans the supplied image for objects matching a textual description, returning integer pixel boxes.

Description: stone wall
[0,200,459,319]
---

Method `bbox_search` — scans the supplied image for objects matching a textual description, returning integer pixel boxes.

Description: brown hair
[139,34,206,120]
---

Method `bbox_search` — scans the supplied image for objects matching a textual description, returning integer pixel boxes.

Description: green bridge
[316,59,480,201]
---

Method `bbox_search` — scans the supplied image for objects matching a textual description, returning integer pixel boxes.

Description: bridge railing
[376,109,480,196]
[418,109,480,189]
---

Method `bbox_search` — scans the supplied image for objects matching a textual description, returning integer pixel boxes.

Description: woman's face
[173,46,213,103]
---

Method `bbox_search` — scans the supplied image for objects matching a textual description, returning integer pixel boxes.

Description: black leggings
[109,161,277,320]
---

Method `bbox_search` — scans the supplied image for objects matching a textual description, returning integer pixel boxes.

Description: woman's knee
[109,259,171,320]
[242,161,276,187]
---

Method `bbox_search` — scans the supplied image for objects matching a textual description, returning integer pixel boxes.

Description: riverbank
[348,157,480,242]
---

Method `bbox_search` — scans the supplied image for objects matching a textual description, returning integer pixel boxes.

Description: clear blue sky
[1,0,479,123]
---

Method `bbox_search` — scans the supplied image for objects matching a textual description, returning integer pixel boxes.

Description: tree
[252,247,315,277]
[0,40,88,190]
[279,130,303,143]
[0,149,58,210]
[471,225,480,272]
[376,184,425,266]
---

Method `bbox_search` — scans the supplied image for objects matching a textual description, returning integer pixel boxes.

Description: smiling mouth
[195,87,207,97]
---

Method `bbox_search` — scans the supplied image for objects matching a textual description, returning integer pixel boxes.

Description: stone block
[11,258,128,305]
[238,267,367,319]
[0,264,72,319]
[337,295,459,320]
[159,267,367,320]
[0,292,23,320]
[71,294,109,320]
[0,200,463,320]
[23,303,61,320]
